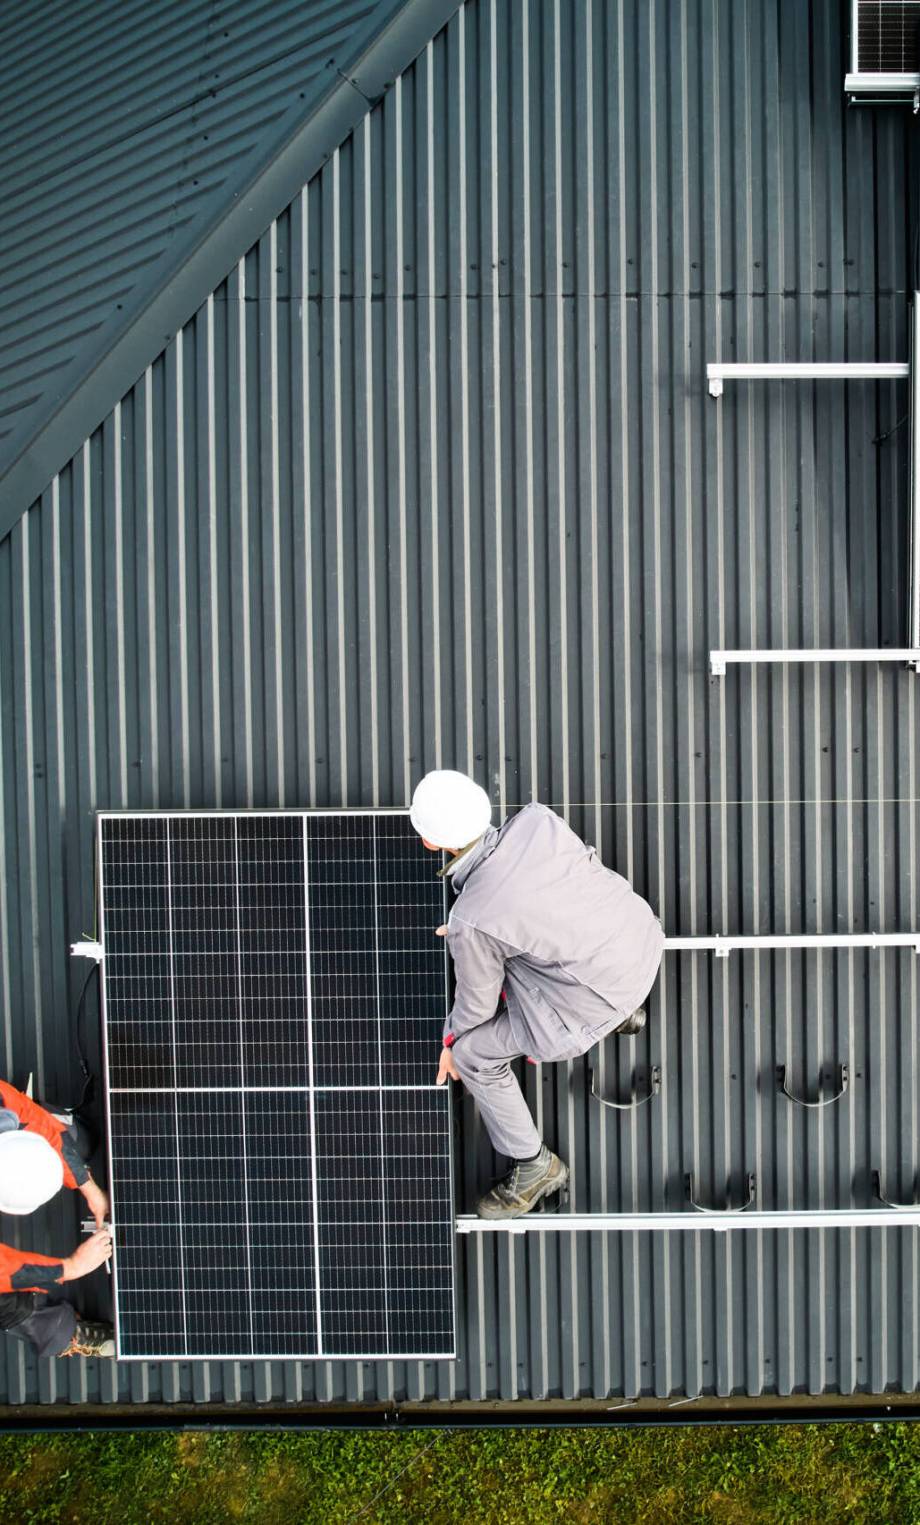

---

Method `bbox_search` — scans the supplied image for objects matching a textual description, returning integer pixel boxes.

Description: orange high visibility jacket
[0,1081,88,1296]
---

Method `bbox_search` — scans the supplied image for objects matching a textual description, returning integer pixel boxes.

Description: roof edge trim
[0,0,463,541]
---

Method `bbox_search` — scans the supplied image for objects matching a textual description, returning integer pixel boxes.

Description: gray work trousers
[451,998,626,1159]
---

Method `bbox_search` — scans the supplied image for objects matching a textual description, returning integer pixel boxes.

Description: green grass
[2,1421,920,1523]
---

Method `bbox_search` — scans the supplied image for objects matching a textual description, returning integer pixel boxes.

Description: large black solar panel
[99,810,455,1361]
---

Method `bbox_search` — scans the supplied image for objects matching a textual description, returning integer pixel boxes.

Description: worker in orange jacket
[0,1081,112,1358]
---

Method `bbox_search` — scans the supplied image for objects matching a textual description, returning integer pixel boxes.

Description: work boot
[476,1144,569,1219]
[60,1319,115,1358]
[616,1007,646,1036]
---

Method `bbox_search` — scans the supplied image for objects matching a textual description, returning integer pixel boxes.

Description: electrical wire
[74,963,98,1110]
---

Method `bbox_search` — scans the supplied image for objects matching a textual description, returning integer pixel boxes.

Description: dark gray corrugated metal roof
[0,0,462,533]
[1,0,919,1409]
[0,0,377,436]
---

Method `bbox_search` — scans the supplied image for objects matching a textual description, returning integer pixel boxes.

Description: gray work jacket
[444,802,664,1058]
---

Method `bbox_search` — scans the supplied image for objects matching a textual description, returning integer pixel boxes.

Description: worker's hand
[81,1177,110,1229]
[60,1228,112,1282]
[435,924,448,937]
[436,1047,460,1086]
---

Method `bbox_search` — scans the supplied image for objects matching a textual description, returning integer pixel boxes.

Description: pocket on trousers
[583,1011,627,1048]
[522,986,590,1062]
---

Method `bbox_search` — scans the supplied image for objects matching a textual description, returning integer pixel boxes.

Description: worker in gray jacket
[411,770,665,1219]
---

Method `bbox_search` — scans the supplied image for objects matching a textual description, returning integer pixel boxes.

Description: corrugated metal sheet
[0,0,382,473]
[1,0,919,1407]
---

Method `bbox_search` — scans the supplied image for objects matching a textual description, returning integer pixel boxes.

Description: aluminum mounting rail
[709,648,920,675]
[706,361,908,397]
[844,72,920,102]
[663,933,920,956]
[456,1208,920,1234]
[709,294,920,672]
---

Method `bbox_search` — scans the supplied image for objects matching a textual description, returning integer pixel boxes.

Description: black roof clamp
[872,1170,920,1209]
[590,1064,661,1112]
[685,1172,757,1213]
[777,1063,849,1109]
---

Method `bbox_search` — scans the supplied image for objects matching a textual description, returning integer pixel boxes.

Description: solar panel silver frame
[96,808,456,1362]
[846,0,920,97]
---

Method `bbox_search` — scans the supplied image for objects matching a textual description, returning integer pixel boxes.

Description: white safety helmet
[0,1131,64,1215]
[410,770,492,849]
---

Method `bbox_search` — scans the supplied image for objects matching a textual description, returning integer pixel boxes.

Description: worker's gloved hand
[436,1047,460,1086]
[81,1177,110,1229]
[61,1228,112,1282]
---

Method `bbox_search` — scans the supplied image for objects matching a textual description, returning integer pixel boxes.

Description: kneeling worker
[0,1080,113,1357]
[411,772,665,1219]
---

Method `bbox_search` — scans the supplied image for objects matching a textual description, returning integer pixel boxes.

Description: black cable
[74,963,98,1111]
[873,410,909,444]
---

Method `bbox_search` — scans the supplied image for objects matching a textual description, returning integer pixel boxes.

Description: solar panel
[856,0,920,74]
[98,810,455,1361]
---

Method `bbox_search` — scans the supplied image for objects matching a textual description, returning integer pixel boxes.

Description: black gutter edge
[2,1395,920,1432]
[0,0,463,542]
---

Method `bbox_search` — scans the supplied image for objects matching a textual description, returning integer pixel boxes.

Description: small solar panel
[99,811,455,1361]
[857,0,920,73]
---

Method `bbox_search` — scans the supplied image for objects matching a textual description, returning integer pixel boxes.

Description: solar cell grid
[177,1091,251,1357]
[108,1091,185,1358]
[307,815,379,1086]
[170,819,241,1089]
[376,814,448,1086]
[382,1090,455,1353]
[101,818,174,1090]
[245,1091,318,1355]
[314,1089,389,1356]
[99,810,455,1361]
[237,816,310,1088]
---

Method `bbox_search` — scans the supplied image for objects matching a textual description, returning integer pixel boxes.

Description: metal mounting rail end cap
[707,375,724,398]
[710,651,727,677]
[454,1217,527,1234]
[70,940,103,963]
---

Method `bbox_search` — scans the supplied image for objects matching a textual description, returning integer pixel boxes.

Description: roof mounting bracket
[590,1064,661,1112]
[872,1171,920,1210]
[685,1172,756,1214]
[777,1063,849,1109]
